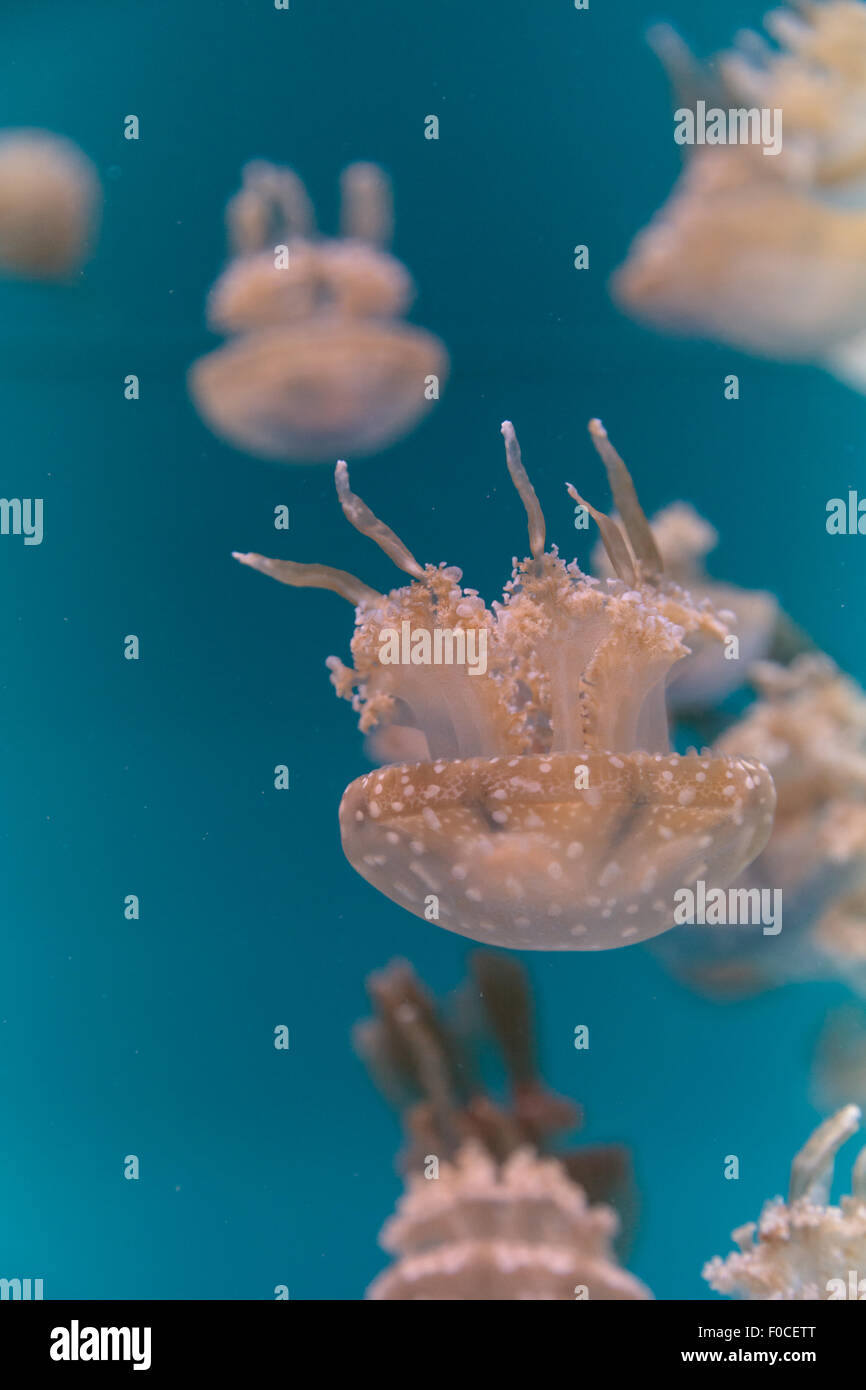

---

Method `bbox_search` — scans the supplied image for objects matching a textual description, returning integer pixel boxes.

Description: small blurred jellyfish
[234,419,774,950]
[188,160,448,461]
[612,4,866,391]
[355,952,650,1300]
[653,655,866,997]
[592,500,782,713]
[704,1105,866,1299]
[0,130,100,279]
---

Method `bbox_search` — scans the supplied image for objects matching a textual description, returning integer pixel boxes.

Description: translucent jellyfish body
[189,161,448,461]
[235,420,775,950]
[368,1143,650,1301]
[0,130,100,278]
[356,954,647,1300]
[654,656,866,996]
[593,500,780,712]
[611,5,866,389]
[613,148,866,373]
[704,1106,866,1300]
[716,1,866,200]
[722,658,866,981]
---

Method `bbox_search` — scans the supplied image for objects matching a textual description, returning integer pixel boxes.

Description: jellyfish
[188,160,448,461]
[234,419,775,950]
[611,5,866,390]
[356,953,649,1300]
[704,1105,866,1300]
[356,953,613,1181]
[653,655,866,996]
[715,2,866,200]
[592,500,785,713]
[0,130,100,278]
[369,1142,651,1301]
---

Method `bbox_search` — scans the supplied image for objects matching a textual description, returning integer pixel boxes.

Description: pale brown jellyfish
[613,145,866,373]
[704,1105,866,1300]
[592,500,783,712]
[188,160,448,461]
[356,954,648,1300]
[0,130,100,278]
[234,419,775,950]
[720,656,866,985]
[653,655,866,996]
[716,2,866,198]
[369,1143,651,1301]
[611,7,866,388]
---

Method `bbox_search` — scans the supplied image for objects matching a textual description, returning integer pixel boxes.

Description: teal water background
[1,0,864,1299]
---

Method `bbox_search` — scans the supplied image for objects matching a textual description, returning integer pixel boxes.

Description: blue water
[0,0,863,1300]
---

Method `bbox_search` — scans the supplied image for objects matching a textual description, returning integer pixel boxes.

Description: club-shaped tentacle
[225,185,272,256]
[789,1103,861,1204]
[232,552,381,606]
[243,160,316,240]
[501,421,546,561]
[335,461,426,579]
[588,419,663,580]
[340,162,394,247]
[565,482,636,585]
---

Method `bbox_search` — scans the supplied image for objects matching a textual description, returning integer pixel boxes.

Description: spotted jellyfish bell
[234,419,775,951]
[188,160,448,461]
[0,129,101,279]
[704,1105,866,1300]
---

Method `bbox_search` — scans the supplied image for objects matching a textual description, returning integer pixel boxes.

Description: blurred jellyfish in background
[355,951,651,1300]
[590,468,866,1000]
[235,420,775,950]
[188,160,448,461]
[0,130,101,279]
[813,1005,866,1113]
[716,0,866,200]
[704,1106,866,1300]
[654,655,866,998]
[592,500,784,715]
[718,658,866,985]
[611,3,866,391]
